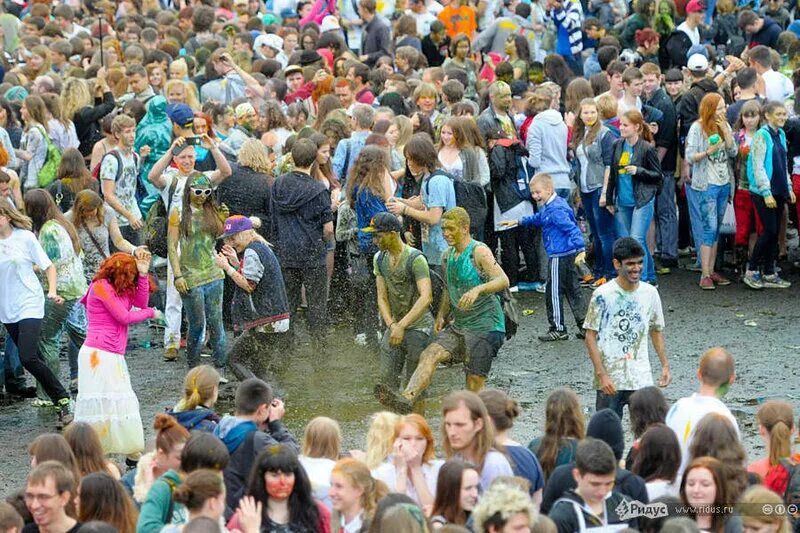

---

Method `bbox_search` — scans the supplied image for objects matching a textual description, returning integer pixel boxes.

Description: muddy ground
[1,266,799,495]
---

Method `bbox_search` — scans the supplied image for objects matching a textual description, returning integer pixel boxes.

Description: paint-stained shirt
[583,279,665,391]
[172,205,224,290]
[39,220,87,300]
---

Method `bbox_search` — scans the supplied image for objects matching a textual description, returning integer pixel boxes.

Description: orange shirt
[437,5,477,39]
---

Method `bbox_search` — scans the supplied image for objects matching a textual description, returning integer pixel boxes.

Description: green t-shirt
[373,245,434,332]
[176,206,224,289]
[39,220,88,300]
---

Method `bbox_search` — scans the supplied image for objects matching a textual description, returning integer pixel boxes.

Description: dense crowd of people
[1,0,800,530]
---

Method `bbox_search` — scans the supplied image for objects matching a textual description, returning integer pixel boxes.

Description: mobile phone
[186,136,202,146]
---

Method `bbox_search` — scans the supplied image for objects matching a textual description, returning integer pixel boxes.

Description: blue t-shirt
[617,141,636,207]
[507,445,545,496]
[354,187,388,254]
[422,172,456,266]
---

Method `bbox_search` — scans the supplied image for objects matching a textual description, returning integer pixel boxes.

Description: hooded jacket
[489,138,533,213]
[548,489,637,532]
[166,407,220,433]
[270,171,334,269]
[135,96,172,213]
[526,109,571,190]
[214,415,299,519]
[519,194,585,257]
[677,77,719,153]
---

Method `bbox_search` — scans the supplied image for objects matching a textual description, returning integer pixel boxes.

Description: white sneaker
[354,333,368,346]
[509,285,519,293]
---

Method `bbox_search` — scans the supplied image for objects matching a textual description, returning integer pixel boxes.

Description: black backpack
[780,459,800,524]
[424,169,487,239]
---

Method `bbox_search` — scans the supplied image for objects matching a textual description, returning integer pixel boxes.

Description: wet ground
[1,265,799,495]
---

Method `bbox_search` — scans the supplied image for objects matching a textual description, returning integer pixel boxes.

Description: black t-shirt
[22,521,82,533]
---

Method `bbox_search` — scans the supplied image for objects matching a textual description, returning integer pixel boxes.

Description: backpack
[776,459,800,512]
[425,170,487,239]
[376,247,445,314]
[143,177,178,258]
[34,125,62,188]
[443,242,521,340]
[92,149,141,198]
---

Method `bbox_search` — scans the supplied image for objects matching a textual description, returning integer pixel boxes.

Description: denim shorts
[698,183,730,246]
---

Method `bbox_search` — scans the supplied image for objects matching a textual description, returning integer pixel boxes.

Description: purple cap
[221,215,253,238]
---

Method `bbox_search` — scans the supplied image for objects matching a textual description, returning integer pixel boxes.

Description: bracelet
[174,275,184,280]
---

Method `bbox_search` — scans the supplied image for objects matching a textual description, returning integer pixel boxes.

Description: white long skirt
[73,345,144,455]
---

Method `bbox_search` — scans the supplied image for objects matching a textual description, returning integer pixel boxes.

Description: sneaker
[656,266,671,275]
[163,347,178,362]
[685,263,702,272]
[762,274,791,288]
[592,277,608,287]
[56,397,72,429]
[678,246,694,257]
[579,276,595,288]
[509,285,519,293]
[538,329,569,342]
[69,378,78,395]
[31,398,54,408]
[354,333,368,346]
[710,272,731,286]
[216,368,229,385]
[534,283,546,294]
[518,281,544,292]
[743,271,764,290]
[699,276,715,290]
[575,329,586,340]
[373,383,413,414]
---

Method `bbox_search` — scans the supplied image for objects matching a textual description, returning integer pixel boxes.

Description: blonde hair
[596,93,619,121]
[738,485,792,533]
[170,58,189,79]
[302,417,342,460]
[531,173,554,190]
[331,458,389,520]
[0,202,32,230]
[238,139,273,174]
[365,411,400,469]
[61,79,93,124]
[164,79,200,109]
[176,365,220,412]
[393,115,413,151]
[472,481,537,532]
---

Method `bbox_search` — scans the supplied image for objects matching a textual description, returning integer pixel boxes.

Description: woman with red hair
[74,251,161,459]
[685,93,737,290]
[371,413,443,507]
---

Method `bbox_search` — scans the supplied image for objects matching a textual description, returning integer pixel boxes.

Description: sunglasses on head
[191,188,212,197]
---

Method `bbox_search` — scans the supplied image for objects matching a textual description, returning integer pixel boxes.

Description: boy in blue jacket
[502,174,587,341]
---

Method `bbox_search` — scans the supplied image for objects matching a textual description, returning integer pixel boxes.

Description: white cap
[320,15,341,32]
[687,53,709,72]
[255,33,283,52]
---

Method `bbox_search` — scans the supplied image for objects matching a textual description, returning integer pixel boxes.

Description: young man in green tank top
[376,207,510,414]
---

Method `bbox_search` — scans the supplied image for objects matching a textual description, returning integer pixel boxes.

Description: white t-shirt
[298,455,336,509]
[666,393,740,482]
[583,279,666,391]
[407,9,438,36]
[646,479,680,501]
[677,21,700,46]
[0,228,52,323]
[372,460,444,505]
[762,69,794,103]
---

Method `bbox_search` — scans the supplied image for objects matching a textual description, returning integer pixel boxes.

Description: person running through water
[376,207,509,413]
[365,212,433,397]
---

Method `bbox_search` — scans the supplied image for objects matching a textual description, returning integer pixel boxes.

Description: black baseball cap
[362,212,402,233]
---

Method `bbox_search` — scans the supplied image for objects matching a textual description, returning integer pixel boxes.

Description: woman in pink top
[74,251,162,459]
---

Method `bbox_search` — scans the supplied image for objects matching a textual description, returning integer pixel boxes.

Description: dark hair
[631,424,681,484]
[479,389,520,432]
[367,494,418,533]
[77,522,120,533]
[431,460,477,525]
[404,132,439,171]
[444,67,468,89]
[291,138,318,168]
[597,46,620,72]
[77,473,138,533]
[680,457,730,532]
[629,386,669,438]
[735,67,757,90]
[575,438,616,476]
[235,378,273,415]
[613,237,645,261]
[748,45,772,68]
[24,188,82,254]
[172,469,224,511]
[246,445,320,531]
[737,9,760,30]
[180,433,229,473]
[63,422,112,478]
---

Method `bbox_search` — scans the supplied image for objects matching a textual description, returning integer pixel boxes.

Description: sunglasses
[191,188,213,197]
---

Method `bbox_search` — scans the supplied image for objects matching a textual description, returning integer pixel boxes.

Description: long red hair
[699,93,724,138]
[93,253,155,295]
[392,414,436,464]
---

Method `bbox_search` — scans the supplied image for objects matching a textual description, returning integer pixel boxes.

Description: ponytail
[363,477,389,520]
[768,421,792,467]
[757,400,795,466]
[177,366,220,412]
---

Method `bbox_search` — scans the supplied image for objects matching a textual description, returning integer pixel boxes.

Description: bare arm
[102,179,139,226]
[398,275,432,329]
[585,329,615,394]
[108,217,137,254]
[401,204,443,226]
[473,244,510,296]
[208,143,232,185]
[322,221,334,240]
[650,329,671,386]
[167,208,182,279]
[376,275,394,326]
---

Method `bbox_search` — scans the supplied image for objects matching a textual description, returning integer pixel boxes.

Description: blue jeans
[655,173,678,261]
[615,198,656,282]
[686,186,704,268]
[181,279,226,369]
[596,389,636,420]
[0,333,25,391]
[581,188,617,279]
[698,183,730,246]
